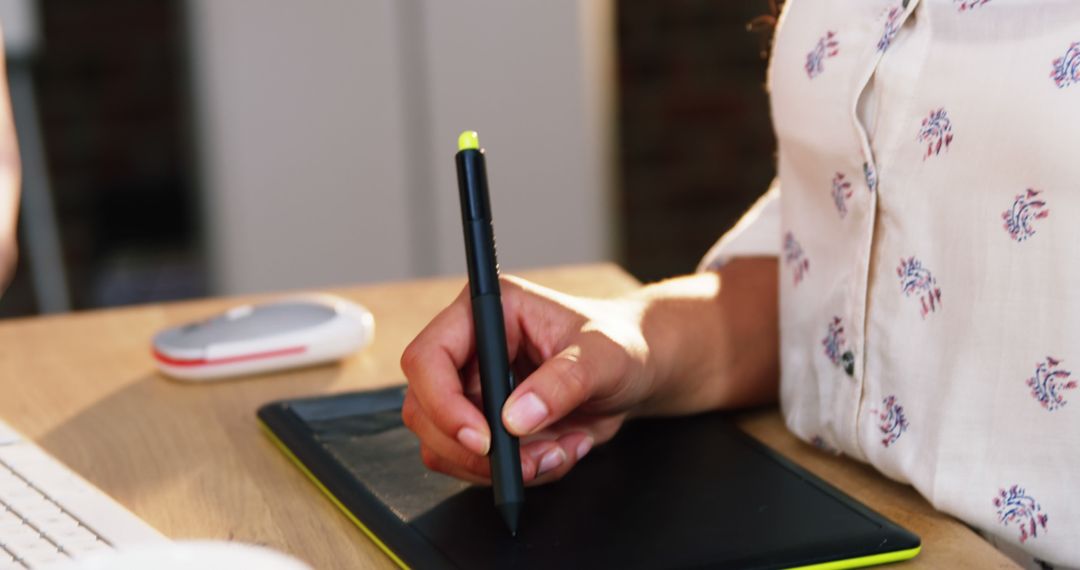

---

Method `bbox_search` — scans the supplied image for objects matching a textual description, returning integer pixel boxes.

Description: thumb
[502,335,625,437]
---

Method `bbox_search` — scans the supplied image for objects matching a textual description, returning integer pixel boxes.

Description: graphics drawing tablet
[257,386,920,569]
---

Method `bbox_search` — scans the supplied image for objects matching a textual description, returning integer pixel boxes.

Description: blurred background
[0,0,775,319]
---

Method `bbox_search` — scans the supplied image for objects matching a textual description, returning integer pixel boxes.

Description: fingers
[401,289,492,456]
[403,278,635,486]
[419,445,490,486]
[502,333,629,437]
[402,282,542,458]
[522,431,592,486]
[520,412,625,480]
[407,387,561,484]
[403,389,491,481]
[409,385,620,487]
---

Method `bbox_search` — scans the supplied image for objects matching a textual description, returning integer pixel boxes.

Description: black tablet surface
[257,386,920,569]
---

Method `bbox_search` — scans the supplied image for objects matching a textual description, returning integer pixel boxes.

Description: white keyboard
[0,420,165,569]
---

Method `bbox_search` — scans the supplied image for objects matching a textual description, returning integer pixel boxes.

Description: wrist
[620,273,724,416]
[622,260,779,416]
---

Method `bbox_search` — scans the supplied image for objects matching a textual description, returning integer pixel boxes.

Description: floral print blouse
[701,1,1080,567]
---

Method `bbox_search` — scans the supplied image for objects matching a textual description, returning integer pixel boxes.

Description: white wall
[0,0,38,57]
[187,0,615,295]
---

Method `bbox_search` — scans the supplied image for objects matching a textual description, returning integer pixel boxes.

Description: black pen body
[455,146,525,534]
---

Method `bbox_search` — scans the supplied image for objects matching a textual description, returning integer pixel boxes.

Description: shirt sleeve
[696,180,781,272]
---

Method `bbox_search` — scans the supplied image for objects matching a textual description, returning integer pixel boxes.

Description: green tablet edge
[789,545,922,569]
[258,419,411,570]
[259,412,921,570]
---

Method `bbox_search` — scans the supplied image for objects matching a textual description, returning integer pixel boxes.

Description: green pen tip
[458,130,480,151]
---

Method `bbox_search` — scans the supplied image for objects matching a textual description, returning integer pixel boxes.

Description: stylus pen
[454,130,525,536]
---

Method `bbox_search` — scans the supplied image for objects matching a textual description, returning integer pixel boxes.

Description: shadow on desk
[37,365,345,541]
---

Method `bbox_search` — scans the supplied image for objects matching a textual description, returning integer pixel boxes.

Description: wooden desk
[0,264,1015,568]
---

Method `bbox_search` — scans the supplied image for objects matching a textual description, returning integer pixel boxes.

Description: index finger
[401,288,493,454]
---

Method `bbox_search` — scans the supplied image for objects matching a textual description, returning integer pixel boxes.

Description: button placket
[838,0,920,461]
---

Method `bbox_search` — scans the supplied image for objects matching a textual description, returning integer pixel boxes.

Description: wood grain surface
[0,263,1015,568]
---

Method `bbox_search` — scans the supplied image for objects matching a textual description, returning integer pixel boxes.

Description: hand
[401,260,780,487]
[400,276,653,486]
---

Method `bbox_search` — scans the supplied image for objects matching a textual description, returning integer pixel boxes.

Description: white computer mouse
[47,540,312,570]
[152,294,375,382]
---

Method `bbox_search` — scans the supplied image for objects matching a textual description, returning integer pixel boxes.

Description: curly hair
[748,0,785,59]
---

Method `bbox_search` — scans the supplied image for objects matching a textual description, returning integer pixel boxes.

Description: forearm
[632,258,779,415]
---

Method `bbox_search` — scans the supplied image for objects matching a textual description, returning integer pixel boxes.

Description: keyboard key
[37,516,81,539]
[21,550,67,568]
[8,545,59,567]
[0,509,25,532]
[7,536,51,555]
[2,523,44,546]
[50,524,96,539]
[0,472,29,492]
[64,539,111,557]
[15,500,61,519]
[55,531,105,553]
[0,435,164,555]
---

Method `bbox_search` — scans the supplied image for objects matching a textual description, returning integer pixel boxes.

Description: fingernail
[576,436,594,461]
[456,427,490,456]
[537,447,566,476]
[504,392,549,434]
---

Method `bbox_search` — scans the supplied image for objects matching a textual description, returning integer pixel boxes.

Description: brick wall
[617,0,778,282]
[0,0,202,317]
